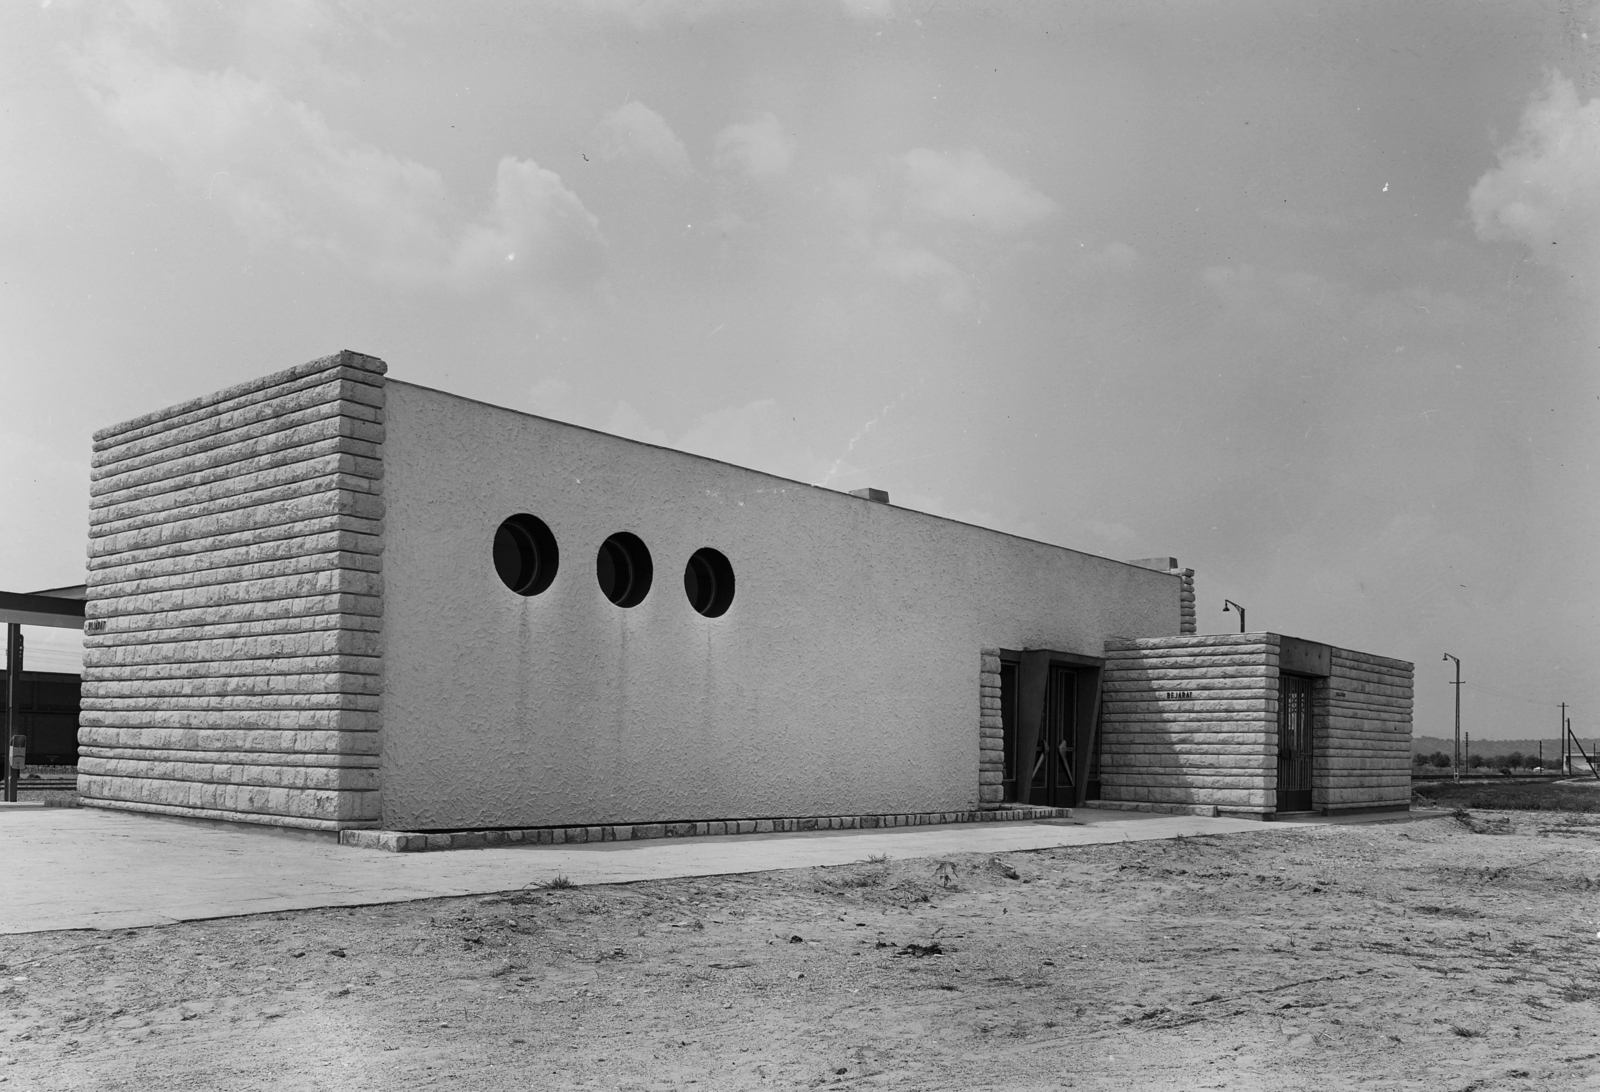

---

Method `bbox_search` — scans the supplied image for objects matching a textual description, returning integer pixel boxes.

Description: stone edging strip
[338,806,1073,853]
[1080,800,1225,818]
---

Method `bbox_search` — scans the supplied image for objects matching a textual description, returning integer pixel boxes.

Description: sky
[1,0,1596,739]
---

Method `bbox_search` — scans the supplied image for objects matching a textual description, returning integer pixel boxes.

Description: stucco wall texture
[378,381,1180,831]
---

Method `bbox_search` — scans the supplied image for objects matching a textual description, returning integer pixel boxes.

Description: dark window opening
[684,548,736,618]
[0,670,80,766]
[493,514,558,596]
[597,532,653,607]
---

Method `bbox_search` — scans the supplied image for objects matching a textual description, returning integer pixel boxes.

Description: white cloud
[713,113,796,179]
[901,148,1056,233]
[1082,518,1139,545]
[1201,263,1472,337]
[597,398,837,484]
[591,101,693,177]
[1200,263,1350,329]
[451,157,603,288]
[891,489,1042,541]
[837,0,894,17]
[554,0,751,31]
[73,38,445,265]
[528,378,582,422]
[1085,241,1138,271]
[71,34,601,291]
[828,173,882,223]
[869,233,972,312]
[828,151,1053,313]
[1469,72,1600,281]
[1200,262,1264,312]
[604,401,670,446]
[678,400,833,482]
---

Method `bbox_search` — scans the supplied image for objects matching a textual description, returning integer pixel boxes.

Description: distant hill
[1420,730,1593,765]
[1412,735,1595,767]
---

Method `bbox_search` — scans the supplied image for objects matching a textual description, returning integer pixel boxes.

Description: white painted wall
[378,381,1180,830]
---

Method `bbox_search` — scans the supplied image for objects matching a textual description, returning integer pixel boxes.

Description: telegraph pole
[1561,703,1567,775]
[1443,654,1461,782]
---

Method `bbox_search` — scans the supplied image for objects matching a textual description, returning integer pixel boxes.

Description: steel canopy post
[3,624,19,803]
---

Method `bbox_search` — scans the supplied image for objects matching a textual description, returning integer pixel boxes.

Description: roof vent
[849,487,890,504]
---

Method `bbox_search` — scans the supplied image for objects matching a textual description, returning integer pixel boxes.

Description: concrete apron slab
[0,807,1436,936]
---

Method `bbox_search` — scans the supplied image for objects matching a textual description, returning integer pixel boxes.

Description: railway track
[12,777,77,792]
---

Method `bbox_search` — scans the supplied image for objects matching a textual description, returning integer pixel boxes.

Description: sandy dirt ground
[2,810,1599,1091]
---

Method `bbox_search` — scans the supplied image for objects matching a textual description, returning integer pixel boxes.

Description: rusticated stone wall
[978,648,1004,807]
[1318,648,1413,812]
[1100,634,1276,815]
[77,351,387,831]
[1098,633,1412,816]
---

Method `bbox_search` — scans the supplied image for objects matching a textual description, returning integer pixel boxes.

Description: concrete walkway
[0,807,1437,935]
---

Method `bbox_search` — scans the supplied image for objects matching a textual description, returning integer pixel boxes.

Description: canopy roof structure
[0,586,87,630]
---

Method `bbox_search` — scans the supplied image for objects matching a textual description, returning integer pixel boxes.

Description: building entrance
[999,650,1102,809]
[1276,673,1315,812]
[1027,664,1077,808]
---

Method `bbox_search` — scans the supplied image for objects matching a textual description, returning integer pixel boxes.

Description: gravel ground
[1,810,1599,1091]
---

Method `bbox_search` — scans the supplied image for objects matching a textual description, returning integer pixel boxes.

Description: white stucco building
[77,352,1413,849]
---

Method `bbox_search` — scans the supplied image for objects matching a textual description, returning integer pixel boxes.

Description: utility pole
[1443,653,1461,782]
[1561,703,1567,775]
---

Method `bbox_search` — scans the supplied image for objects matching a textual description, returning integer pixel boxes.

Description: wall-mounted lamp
[1222,599,1246,634]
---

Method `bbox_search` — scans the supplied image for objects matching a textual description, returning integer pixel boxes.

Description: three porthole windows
[493,517,734,616]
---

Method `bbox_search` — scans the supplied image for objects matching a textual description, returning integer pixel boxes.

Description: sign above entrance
[1278,636,1332,677]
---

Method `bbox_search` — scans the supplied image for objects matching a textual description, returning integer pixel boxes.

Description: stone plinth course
[340,804,1072,852]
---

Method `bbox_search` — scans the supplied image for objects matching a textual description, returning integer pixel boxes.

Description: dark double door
[1000,657,1090,808]
[1276,673,1315,812]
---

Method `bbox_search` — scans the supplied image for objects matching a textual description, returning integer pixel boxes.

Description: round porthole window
[493,514,558,596]
[684,547,735,618]
[596,532,653,608]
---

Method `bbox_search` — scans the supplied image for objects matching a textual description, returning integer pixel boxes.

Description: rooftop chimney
[849,487,890,504]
